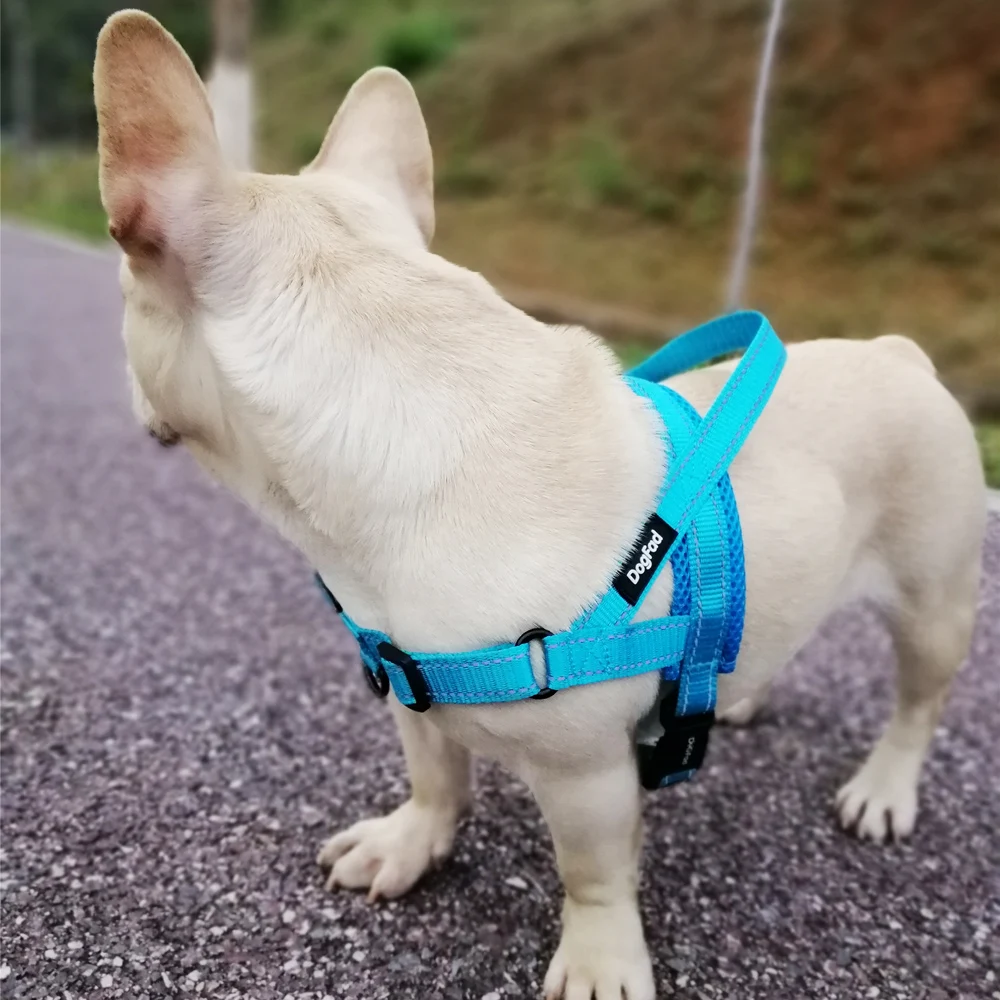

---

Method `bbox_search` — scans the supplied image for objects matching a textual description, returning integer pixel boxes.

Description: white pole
[725,0,786,309]
[206,0,255,170]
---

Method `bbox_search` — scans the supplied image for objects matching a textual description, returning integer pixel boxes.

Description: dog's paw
[543,901,655,1000]
[317,799,458,901]
[835,749,919,843]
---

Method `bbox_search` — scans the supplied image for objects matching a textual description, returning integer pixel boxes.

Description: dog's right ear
[94,10,225,259]
[305,68,435,246]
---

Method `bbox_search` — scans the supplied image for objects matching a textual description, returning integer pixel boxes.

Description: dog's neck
[207,250,665,652]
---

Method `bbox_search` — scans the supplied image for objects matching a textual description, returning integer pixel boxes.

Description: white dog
[94,12,986,999]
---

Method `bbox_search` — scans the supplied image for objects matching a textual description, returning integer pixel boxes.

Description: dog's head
[94,11,435,476]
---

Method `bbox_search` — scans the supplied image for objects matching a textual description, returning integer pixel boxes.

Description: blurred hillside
[2,0,998,390]
[250,0,1000,386]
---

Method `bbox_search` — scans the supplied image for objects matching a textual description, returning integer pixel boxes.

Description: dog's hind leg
[317,700,472,899]
[836,371,986,844]
[836,557,981,843]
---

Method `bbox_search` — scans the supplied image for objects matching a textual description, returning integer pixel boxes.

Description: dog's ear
[94,10,225,259]
[306,68,434,245]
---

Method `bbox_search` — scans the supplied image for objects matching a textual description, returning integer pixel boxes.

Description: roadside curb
[1,218,115,260]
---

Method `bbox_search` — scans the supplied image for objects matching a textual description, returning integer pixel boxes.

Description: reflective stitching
[547,621,687,648]
[662,332,766,498]
[421,683,538,699]
[682,517,704,716]
[420,651,526,670]
[550,652,683,683]
[707,491,728,670]
[676,358,782,530]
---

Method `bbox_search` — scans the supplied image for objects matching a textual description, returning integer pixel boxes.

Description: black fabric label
[612,513,677,606]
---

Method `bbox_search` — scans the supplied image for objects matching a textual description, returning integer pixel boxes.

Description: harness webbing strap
[639,312,784,542]
[654,390,730,712]
[632,384,729,787]
[332,606,691,705]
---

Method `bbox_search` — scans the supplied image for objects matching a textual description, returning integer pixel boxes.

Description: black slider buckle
[636,688,715,790]
[377,642,432,713]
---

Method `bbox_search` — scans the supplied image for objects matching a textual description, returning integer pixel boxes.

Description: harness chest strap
[316,310,786,785]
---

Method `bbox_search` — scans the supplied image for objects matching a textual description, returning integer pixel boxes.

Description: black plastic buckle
[377,642,432,713]
[517,628,556,700]
[636,688,715,790]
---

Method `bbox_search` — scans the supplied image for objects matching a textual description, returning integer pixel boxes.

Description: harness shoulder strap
[578,310,783,632]
[634,310,784,543]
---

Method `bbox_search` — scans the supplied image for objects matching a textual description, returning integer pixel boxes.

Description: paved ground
[1,223,997,1000]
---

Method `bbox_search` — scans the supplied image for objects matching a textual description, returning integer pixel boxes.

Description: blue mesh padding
[668,535,691,618]
[716,476,744,673]
[662,387,745,673]
[661,394,692,623]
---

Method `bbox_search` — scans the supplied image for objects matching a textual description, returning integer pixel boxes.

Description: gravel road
[1,223,997,1000]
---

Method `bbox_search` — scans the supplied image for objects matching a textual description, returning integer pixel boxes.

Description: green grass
[1,149,106,241]
[375,12,458,78]
[575,129,636,207]
[977,424,1000,490]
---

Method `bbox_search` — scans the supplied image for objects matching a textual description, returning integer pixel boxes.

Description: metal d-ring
[517,627,556,700]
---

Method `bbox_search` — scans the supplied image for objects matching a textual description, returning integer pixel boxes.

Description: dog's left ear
[94,10,227,261]
[305,68,434,245]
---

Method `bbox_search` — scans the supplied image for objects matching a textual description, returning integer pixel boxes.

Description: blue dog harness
[316,310,785,788]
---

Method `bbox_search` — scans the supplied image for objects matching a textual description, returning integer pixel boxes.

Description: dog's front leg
[317,700,472,900]
[530,746,655,1000]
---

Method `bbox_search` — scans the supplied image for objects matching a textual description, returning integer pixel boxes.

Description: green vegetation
[977,425,1000,490]
[437,155,501,198]
[0,149,105,240]
[376,12,457,79]
[776,142,817,199]
[919,230,979,266]
[576,129,635,207]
